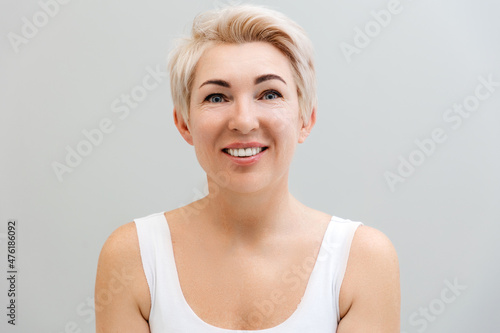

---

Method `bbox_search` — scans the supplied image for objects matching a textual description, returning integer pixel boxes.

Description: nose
[228,98,259,134]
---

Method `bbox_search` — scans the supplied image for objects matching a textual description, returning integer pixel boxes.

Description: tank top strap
[318,215,363,322]
[134,211,186,330]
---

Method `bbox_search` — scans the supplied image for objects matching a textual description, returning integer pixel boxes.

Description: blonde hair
[167,4,316,125]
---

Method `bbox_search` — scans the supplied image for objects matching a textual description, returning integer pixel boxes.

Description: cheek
[265,111,290,136]
[189,117,222,158]
[266,103,301,142]
[189,113,214,140]
[266,122,300,164]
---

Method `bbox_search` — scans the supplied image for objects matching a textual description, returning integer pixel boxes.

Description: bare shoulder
[95,222,151,332]
[350,225,399,263]
[338,225,400,332]
[342,225,399,302]
[99,222,142,262]
[97,222,146,278]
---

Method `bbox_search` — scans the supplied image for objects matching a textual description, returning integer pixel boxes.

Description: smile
[222,147,268,157]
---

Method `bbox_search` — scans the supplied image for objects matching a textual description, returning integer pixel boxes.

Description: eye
[205,94,226,103]
[261,90,282,100]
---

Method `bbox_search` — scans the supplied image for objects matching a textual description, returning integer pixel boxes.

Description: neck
[196,174,306,246]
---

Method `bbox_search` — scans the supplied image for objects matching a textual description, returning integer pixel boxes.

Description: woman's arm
[337,226,401,332]
[95,222,151,333]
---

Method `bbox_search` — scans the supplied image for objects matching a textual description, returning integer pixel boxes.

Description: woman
[95,4,400,332]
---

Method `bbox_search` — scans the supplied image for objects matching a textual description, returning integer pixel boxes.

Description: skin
[95,42,400,332]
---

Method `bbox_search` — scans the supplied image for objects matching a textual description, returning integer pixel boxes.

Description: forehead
[193,42,295,87]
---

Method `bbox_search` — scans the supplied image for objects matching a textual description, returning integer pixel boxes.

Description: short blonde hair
[167,4,316,125]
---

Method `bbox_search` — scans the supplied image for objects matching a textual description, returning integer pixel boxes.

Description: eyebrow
[198,74,287,89]
[255,74,286,85]
[199,79,230,89]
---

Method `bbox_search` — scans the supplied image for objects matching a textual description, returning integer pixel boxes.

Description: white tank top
[134,211,363,332]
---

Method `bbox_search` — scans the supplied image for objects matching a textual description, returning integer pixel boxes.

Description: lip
[222,145,268,166]
[223,141,267,149]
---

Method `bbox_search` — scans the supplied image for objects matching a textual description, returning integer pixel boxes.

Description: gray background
[1,0,499,332]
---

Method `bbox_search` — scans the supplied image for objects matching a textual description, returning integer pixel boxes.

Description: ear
[298,107,316,143]
[173,108,194,146]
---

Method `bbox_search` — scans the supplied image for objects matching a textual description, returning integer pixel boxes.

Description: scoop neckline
[161,212,335,332]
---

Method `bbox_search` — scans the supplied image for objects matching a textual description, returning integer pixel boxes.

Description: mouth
[222,147,268,158]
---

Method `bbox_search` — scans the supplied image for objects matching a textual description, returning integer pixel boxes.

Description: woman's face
[175,42,315,194]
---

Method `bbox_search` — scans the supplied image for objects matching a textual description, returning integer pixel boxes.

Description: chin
[226,172,283,195]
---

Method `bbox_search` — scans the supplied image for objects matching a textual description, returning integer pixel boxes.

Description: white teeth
[227,147,263,157]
